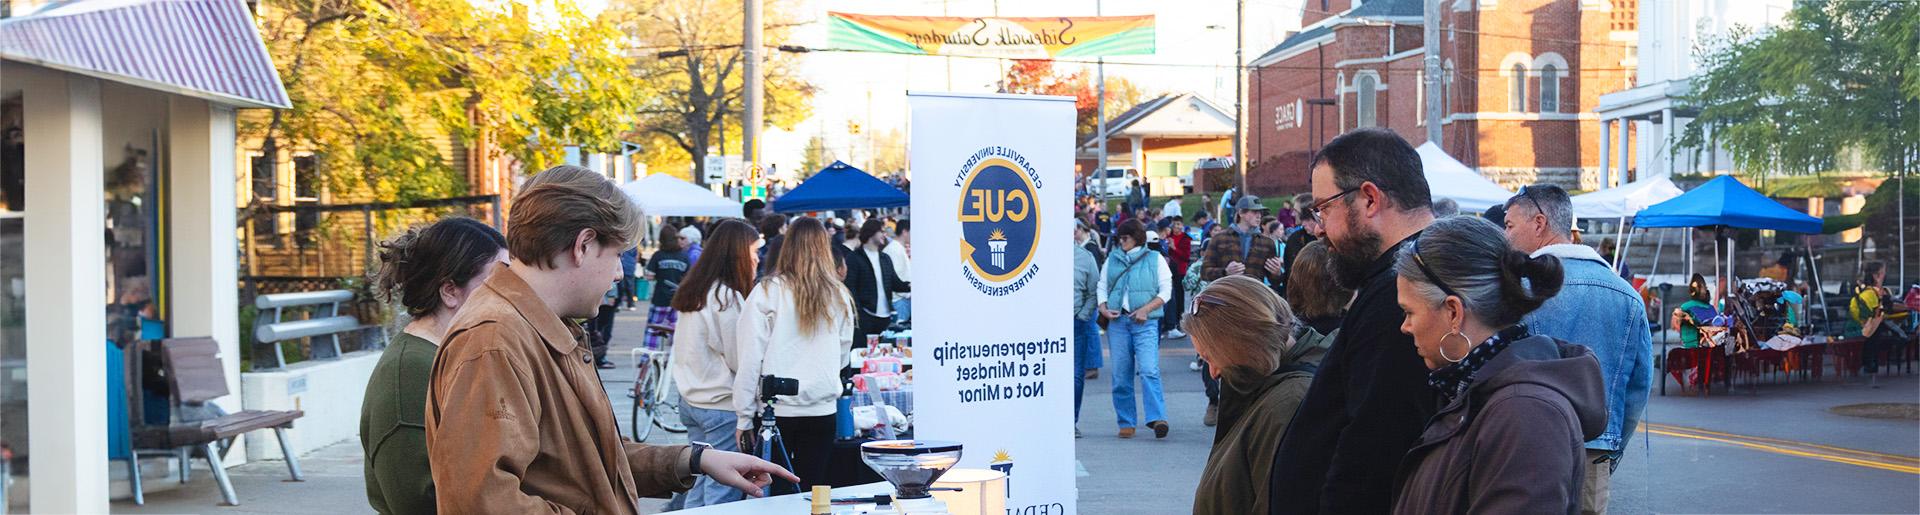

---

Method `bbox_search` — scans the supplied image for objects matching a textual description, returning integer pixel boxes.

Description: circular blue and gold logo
[955,146,1042,296]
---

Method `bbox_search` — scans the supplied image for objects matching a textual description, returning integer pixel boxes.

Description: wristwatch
[689,441,713,475]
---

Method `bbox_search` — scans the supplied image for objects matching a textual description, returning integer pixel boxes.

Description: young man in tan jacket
[425,166,795,514]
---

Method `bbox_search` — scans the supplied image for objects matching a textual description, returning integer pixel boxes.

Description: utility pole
[1232,0,1246,193]
[1096,0,1107,206]
[743,0,764,169]
[1423,0,1443,146]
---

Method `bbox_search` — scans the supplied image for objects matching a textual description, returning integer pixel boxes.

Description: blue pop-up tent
[1634,175,1823,233]
[771,161,909,213]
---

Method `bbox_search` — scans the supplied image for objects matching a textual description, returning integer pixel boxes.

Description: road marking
[1646,423,1920,475]
[1646,423,1920,464]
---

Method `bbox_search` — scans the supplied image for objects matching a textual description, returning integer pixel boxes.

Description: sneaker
[1188,360,1201,372]
[1167,329,1187,339]
[1118,427,1136,439]
[1084,369,1099,380]
[1147,420,1170,439]
[1203,404,1218,427]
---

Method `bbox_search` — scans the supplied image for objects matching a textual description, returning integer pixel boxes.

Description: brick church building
[1247,0,1638,195]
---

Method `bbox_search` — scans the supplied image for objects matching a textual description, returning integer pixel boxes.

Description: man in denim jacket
[1501,184,1652,515]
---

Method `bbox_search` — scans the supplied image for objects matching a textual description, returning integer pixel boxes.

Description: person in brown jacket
[1199,195,1281,284]
[425,165,795,514]
[1388,216,1607,514]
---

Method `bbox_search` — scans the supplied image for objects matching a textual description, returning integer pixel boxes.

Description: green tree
[1679,0,1918,243]
[614,0,815,186]
[798,133,834,179]
[251,0,641,203]
[1680,0,1917,177]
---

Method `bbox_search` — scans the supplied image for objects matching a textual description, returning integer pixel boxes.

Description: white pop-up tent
[621,173,741,218]
[1570,175,1685,220]
[1415,142,1515,213]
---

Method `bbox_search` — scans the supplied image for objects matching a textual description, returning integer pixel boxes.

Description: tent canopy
[1415,142,1514,213]
[771,161,909,213]
[1570,175,1685,220]
[1634,175,1824,233]
[621,173,740,218]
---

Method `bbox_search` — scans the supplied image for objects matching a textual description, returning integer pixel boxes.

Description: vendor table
[851,386,913,414]
[676,481,893,514]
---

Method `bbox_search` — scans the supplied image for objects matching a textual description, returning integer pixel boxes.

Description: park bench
[128,337,305,506]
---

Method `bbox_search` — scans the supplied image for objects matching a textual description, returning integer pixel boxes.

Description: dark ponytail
[374,217,506,318]
[1496,250,1563,325]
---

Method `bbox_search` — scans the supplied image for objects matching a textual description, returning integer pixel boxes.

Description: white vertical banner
[909,92,1076,515]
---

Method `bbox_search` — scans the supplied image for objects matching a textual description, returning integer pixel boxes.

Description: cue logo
[955,146,1042,297]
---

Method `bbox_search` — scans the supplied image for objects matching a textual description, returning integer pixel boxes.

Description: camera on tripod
[760,375,798,401]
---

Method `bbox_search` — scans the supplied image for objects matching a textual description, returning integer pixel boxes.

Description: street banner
[909,92,1076,514]
[831,12,1155,58]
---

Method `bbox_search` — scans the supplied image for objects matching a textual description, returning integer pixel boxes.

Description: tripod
[749,398,800,495]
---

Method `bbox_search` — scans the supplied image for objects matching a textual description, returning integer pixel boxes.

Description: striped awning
[0,0,290,109]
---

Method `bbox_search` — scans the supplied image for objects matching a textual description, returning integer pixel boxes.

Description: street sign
[724,154,745,181]
[702,154,725,184]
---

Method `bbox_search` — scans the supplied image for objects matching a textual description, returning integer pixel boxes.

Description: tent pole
[1806,239,1827,334]
[1649,227,1666,282]
[1620,226,1637,276]
[1614,214,1630,271]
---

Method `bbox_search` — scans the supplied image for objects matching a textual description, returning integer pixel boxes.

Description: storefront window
[0,93,24,513]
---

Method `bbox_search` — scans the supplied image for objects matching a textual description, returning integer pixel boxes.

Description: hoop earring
[1437,330,1472,363]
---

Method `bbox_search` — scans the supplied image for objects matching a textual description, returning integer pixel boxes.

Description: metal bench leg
[127,457,145,505]
[203,443,239,506]
[178,447,191,483]
[274,427,306,481]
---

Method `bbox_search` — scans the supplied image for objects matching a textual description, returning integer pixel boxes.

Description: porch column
[1598,118,1611,189]
[22,67,108,514]
[1129,135,1145,177]
[1616,119,1631,188]
[1662,108,1677,177]
[167,97,246,464]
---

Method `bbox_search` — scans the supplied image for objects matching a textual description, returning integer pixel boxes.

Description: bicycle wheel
[645,361,688,434]
[632,367,657,442]
[653,380,687,433]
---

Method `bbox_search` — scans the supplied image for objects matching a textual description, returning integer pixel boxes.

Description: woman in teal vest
[1098,219,1174,439]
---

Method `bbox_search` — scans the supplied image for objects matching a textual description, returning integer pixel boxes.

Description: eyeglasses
[1308,187,1361,222]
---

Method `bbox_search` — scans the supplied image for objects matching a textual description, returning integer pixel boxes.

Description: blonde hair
[1185,275,1297,375]
[768,217,850,335]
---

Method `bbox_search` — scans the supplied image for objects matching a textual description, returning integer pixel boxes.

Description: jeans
[1081,320,1105,371]
[1073,318,1101,423]
[1108,317,1166,428]
[677,401,746,508]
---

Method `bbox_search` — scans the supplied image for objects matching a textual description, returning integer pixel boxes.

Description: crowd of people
[1073,128,1655,515]
[356,163,920,513]
[347,126,1745,514]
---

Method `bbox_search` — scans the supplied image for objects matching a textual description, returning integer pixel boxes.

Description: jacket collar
[1368,231,1422,281]
[486,264,585,356]
[1530,243,1605,264]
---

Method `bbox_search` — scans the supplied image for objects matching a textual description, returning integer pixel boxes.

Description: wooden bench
[130,337,305,506]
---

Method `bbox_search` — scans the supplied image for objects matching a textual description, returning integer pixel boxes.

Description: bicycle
[630,323,687,441]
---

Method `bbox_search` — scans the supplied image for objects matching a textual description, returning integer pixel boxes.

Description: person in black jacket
[844,219,910,348]
[1269,128,1436,515]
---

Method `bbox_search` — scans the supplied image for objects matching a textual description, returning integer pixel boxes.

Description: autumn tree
[613,0,815,185]
[1001,59,1146,141]
[250,0,640,203]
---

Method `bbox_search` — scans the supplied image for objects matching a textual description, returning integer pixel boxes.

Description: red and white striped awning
[0,0,290,109]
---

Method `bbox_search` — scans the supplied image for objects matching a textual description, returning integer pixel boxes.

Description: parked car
[1089,168,1138,198]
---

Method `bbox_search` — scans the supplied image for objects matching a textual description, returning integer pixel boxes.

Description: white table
[675,481,894,514]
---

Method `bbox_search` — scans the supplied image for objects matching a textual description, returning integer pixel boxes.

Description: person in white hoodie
[669,219,763,508]
[733,217,854,495]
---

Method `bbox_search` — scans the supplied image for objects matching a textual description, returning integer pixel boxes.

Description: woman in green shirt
[1670,274,1718,349]
[359,217,508,514]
